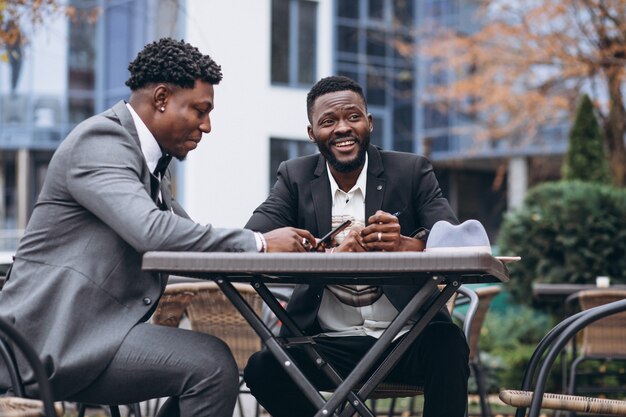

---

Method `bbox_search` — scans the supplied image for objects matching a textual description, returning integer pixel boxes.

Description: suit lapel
[112,100,141,148]
[365,146,386,218]
[311,147,386,232]
[311,155,332,234]
[111,101,152,194]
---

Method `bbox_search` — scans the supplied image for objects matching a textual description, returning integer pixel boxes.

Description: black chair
[453,285,501,417]
[563,289,626,405]
[499,298,626,417]
[0,316,60,416]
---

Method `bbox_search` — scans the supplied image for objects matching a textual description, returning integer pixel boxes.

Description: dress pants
[244,321,470,417]
[69,322,239,417]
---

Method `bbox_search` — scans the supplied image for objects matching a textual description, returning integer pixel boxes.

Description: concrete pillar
[508,156,528,210]
[16,148,31,230]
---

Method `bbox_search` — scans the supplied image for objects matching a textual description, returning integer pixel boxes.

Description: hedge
[498,181,626,304]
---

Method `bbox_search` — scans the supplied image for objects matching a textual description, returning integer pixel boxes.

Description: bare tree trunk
[603,67,626,186]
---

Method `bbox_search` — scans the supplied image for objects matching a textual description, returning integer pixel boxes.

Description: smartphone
[313,219,352,251]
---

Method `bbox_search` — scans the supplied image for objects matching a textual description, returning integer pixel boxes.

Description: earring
[160,106,165,112]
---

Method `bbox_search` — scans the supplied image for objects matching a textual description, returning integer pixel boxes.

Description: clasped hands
[261,210,424,253]
[329,210,423,253]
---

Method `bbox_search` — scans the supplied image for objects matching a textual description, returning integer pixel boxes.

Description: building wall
[181,0,333,228]
[0,14,69,231]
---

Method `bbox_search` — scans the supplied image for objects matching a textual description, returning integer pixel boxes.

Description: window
[269,138,318,187]
[99,0,183,109]
[68,0,97,124]
[103,1,147,107]
[271,0,318,86]
[335,0,416,153]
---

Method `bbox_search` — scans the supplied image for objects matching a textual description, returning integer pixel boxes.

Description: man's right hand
[263,227,317,252]
[333,228,367,252]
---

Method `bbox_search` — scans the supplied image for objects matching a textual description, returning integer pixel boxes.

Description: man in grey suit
[243,76,470,417]
[0,38,315,417]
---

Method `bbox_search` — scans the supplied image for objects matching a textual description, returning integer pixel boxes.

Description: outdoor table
[142,251,510,417]
[533,283,626,302]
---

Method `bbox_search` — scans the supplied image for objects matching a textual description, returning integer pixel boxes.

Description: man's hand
[263,227,317,252]
[360,210,424,252]
[333,227,367,252]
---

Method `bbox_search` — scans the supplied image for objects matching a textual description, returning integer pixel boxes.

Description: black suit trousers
[244,321,470,417]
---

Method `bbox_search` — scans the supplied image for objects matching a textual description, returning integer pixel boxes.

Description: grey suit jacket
[0,101,258,398]
[245,145,458,336]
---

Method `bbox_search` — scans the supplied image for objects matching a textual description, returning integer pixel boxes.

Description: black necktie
[151,153,172,209]
[153,153,172,179]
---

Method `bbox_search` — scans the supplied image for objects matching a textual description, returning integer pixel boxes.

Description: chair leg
[130,402,143,417]
[77,403,86,417]
[407,396,417,417]
[149,398,162,417]
[237,394,246,417]
[109,405,122,417]
[471,360,492,417]
[565,356,585,417]
[387,397,397,417]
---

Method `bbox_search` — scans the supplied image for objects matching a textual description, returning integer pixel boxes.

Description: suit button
[143,297,152,305]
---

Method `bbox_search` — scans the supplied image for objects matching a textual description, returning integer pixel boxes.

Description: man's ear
[307,125,316,142]
[153,84,171,112]
[368,113,374,132]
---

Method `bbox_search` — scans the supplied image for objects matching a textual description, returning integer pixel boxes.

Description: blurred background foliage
[498,181,626,304]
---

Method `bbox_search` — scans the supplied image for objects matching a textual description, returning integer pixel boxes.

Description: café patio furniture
[0,316,61,417]
[499,298,626,417]
[454,285,501,417]
[142,251,509,417]
[564,289,626,401]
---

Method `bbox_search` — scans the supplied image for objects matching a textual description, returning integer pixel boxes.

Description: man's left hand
[361,210,424,252]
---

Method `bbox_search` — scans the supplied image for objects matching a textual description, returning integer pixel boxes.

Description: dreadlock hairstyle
[306,75,367,121]
[125,38,223,90]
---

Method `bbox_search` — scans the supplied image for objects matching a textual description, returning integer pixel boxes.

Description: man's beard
[317,136,369,173]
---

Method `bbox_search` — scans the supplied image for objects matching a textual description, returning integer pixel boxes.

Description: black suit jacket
[246,145,458,335]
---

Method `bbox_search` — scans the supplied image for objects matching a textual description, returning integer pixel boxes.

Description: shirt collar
[326,153,369,198]
[126,102,162,174]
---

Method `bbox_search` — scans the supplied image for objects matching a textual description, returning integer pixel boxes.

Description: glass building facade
[0,0,569,245]
[0,0,182,240]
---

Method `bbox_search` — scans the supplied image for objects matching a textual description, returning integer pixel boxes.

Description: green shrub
[562,94,611,183]
[479,302,561,391]
[498,181,626,304]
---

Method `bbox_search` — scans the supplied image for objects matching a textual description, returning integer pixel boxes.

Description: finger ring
[377,232,382,242]
[302,238,310,248]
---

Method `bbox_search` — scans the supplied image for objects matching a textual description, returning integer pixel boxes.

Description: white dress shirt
[316,155,413,339]
[126,102,161,174]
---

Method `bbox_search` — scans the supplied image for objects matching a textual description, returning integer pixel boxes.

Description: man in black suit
[243,76,470,417]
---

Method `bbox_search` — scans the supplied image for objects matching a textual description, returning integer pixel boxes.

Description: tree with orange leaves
[422,0,626,186]
[1,1,98,91]
[1,1,63,50]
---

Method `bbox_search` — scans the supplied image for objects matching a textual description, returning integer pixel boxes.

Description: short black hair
[306,75,367,121]
[125,38,222,90]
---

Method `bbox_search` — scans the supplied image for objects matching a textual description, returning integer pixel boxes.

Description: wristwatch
[411,227,430,242]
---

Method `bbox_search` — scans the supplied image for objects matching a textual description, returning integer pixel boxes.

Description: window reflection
[271,0,318,86]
